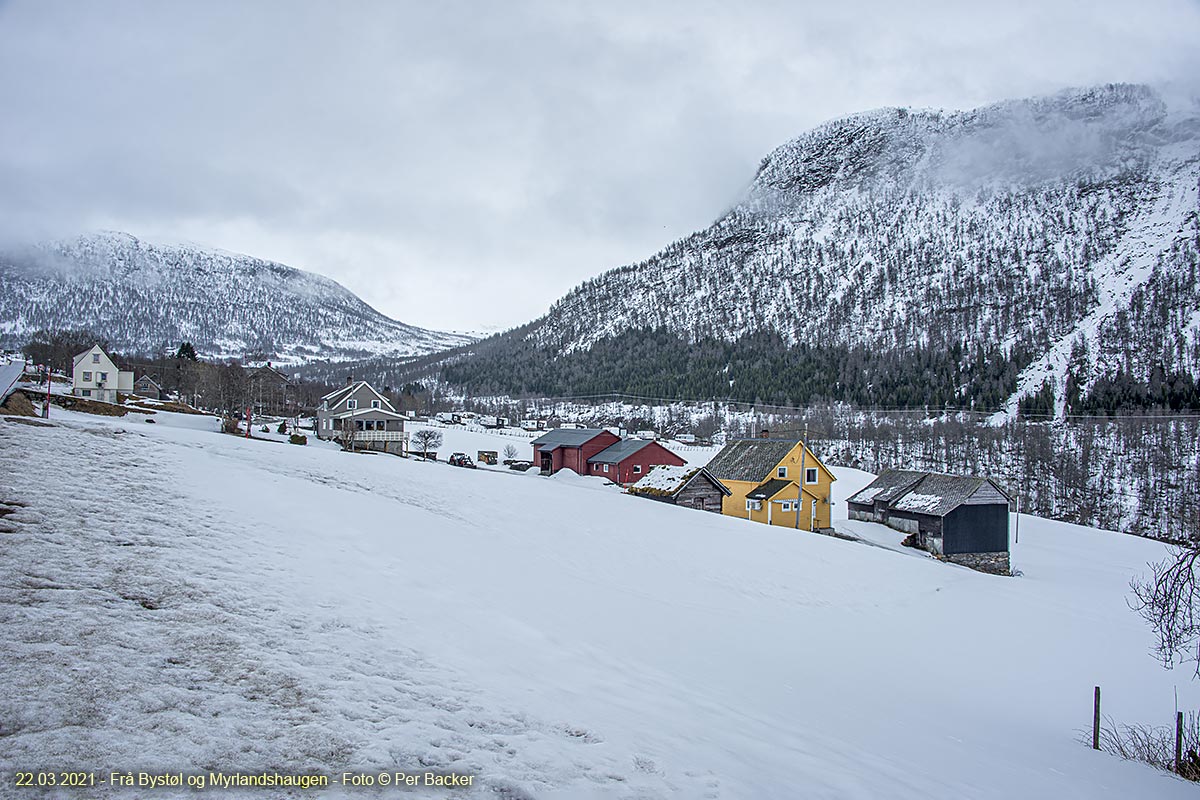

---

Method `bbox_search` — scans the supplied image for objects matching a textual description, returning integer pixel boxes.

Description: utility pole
[1014,495,1021,544]
[43,365,51,419]
[796,422,808,530]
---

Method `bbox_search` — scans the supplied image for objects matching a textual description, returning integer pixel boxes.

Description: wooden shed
[847,469,1012,574]
[629,465,731,512]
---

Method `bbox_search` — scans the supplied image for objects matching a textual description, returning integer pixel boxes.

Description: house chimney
[759,429,770,439]
[346,375,353,385]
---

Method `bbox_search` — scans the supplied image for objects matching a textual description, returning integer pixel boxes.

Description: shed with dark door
[847,470,1012,574]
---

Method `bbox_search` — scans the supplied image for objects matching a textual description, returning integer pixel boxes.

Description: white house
[72,345,133,404]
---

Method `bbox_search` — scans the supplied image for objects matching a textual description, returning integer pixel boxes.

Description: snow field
[0,410,1196,798]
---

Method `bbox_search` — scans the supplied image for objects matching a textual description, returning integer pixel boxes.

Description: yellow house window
[805,467,818,483]
[777,466,787,478]
[746,499,762,511]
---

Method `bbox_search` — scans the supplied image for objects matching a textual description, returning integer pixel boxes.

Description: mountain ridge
[446,83,1200,415]
[0,231,474,364]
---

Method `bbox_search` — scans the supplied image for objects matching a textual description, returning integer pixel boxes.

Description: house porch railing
[354,431,409,442]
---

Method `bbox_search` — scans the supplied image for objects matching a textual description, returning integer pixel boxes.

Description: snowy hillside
[1,410,1196,798]
[448,84,1200,413]
[0,231,474,363]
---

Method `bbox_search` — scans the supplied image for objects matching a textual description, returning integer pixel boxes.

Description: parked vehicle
[477,450,498,465]
[448,452,477,468]
[507,460,535,471]
[676,433,696,443]
[520,419,540,431]
[497,417,509,428]
[478,415,501,428]
[636,430,657,440]
[434,412,456,424]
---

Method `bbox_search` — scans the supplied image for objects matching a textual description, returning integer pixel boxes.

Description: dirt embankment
[0,390,38,417]
[47,394,155,417]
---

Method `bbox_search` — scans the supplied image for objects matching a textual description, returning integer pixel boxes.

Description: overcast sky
[2,1,1198,332]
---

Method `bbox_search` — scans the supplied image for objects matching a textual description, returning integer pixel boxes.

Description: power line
[503,390,1200,422]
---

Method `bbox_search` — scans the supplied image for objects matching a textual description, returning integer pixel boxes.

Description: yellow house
[705,438,836,531]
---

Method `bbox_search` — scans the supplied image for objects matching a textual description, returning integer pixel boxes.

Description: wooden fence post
[1093,686,1101,750]
[1177,710,1184,774]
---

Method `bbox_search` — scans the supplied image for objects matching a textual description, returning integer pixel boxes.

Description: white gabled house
[316,379,408,455]
[72,345,133,404]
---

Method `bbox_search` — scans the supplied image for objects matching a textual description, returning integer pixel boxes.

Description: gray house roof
[321,383,358,407]
[588,438,656,464]
[531,428,611,449]
[846,469,927,506]
[891,474,1011,517]
[850,469,1012,517]
[746,479,792,500]
[705,439,799,483]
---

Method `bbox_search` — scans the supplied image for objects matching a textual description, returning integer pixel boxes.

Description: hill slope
[446,84,1200,413]
[0,231,473,363]
[0,409,1195,797]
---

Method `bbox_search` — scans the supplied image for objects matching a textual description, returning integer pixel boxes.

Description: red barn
[531,428,620,475]
[586,439,686,485]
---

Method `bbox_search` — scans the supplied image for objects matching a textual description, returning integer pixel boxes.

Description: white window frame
[371,400,380,409]
[805,467,818,484]
[777,466,787,478]
[98,372,107,381]
[746,499,762,512]
[781,500,795,512]
[82,371,92,381]
[633,465,642,474]
[92,354,100,363]
[347,399,358,410]
[603,464,609,473]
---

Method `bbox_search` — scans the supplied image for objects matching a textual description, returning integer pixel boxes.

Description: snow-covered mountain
[0,232,474,363]
[456,84,1200,414]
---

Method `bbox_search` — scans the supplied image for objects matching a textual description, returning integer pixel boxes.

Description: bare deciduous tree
[411,429,442,460]
[503,444,518,461]
[336,421,360,453]
[1132,546,1200,674]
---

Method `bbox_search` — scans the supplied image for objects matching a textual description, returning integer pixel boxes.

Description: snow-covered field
[1,410,1196,798]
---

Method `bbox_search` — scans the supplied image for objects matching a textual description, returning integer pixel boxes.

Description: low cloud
[2,0,1197,330]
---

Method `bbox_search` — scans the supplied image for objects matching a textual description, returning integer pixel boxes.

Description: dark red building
[531,428,620,475]
[586,439,686,485]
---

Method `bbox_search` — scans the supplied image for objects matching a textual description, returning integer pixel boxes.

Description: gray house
[316,380,408,455]
[847,469,1012,574]
[132,374,162,400]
